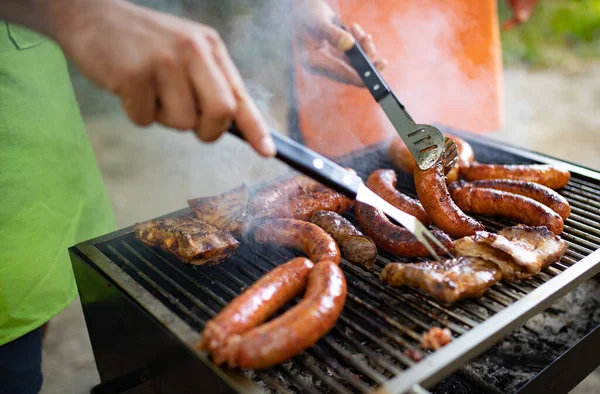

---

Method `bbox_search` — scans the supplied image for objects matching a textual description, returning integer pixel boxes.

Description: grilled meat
[367,169,430,225]
[356,203,454,257]
[380,257,501,303]
[449,184,564,234]
[253,218,341,264]
[452,179,571,220]
[414,159,484,237]
[134,215,239,265]
[422,327,453,351]
[463,163,571,190]
[310,210,377,269]
[187,184,249,235]
[454,226,567,281]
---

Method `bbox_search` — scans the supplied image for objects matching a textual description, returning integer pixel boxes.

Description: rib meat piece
[187,184,249,236]
[135,215,239,265]
[454,226,567,281]
[380,257,501,303]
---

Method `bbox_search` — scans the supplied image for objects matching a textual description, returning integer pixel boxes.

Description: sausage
[463,163,571,189]
[453,179,571,220]
[414,160,484,237]
[198,257,314,359]
[453,135,475,174]
[254,219,341,264]
[263,191,355,221]
[366,169,430,225]
[221,260,347,370]
[450,186,564,234]
[388,135,475,182]
[309,210,377,269]
[356,203,454,257]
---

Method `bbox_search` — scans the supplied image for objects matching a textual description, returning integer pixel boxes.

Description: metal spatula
[229,126,453,261]
[341,27,449,171]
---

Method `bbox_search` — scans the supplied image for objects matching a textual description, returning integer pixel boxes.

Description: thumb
[321,23,355,52]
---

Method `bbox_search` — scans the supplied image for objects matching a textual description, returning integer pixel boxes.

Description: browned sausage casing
[309,210,377,269]
[356,203,454,257]
[366,169,430,225]
[463,163,571,189]
[254,219,341,264]
[222,260,347,370]
[198,257,314,359]
[454,180,571,220]
[414,161,484,238]
[450,186,564,234]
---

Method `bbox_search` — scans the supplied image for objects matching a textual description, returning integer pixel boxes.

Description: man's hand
[293,0,387,86]
[1,0,275,157]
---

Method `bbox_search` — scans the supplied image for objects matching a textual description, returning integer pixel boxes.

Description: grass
[499,0,600,67]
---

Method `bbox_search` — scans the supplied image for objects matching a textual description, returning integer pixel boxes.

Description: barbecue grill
[70,130,600,394]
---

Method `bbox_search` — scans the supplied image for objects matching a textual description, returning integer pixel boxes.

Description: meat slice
[135,215,240,265]
[454,226,567,281]
[380,257,501,303]
[187,184,249,235]
[498,225,568,269]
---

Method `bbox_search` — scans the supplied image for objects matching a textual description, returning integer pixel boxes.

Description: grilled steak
[187,184,249,236]
[135,215,239,265]
[380,257,502,303]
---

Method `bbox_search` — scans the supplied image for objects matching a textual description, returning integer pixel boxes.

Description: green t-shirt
[0,22,115,345]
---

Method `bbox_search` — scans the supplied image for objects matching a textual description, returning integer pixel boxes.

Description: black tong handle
[229,125,362,198]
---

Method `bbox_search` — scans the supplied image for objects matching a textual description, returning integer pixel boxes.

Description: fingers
[186,38,237,144]
[303,46,363,86]
[208,32,275,157]
[120,69,157,127]
[350,23,375,58]
[154,53,197,130]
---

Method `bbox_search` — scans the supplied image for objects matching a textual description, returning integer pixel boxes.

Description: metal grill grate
[94,138,600,394]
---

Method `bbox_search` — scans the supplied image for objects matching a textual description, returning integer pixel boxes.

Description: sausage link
[356,203,454,257]
[254,219,341,264]
[310,210,377,269]
[453,179,571,220]
[366,169,430,225]
[414,160,484,237]
[222,260,347,370]
[463,163,571,189]
[198,257,314,360]
[450,186,564,234]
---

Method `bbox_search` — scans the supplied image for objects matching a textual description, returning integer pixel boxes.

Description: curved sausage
[198,257,314,358]
[450,186,564,234]
[310,210,377,269]
[254,219,341,264]
[463,163,571,189]
[414,160,484,238]
[366,169,430,225]
[452,179,571,220]
[389,135,474,182]
[356,203,454,257]
[221,260,347,370]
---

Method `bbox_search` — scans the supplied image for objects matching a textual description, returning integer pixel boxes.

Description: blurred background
[40,0,600,393]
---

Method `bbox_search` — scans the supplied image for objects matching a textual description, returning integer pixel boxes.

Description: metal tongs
[229,125,453,261]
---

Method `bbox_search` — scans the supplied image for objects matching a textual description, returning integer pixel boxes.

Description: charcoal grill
[70,130,600,394]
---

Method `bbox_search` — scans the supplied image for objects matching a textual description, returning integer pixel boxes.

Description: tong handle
[344,43,390,102]
[229,125,362,198]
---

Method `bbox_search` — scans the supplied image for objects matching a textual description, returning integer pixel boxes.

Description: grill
[70,131,600,394]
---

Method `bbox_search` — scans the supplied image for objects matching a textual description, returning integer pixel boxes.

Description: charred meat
[187,184,249,235]
[380,257,501,303]
[135,215,239,265]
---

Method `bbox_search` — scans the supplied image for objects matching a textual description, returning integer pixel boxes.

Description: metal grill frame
[71,131,600,394]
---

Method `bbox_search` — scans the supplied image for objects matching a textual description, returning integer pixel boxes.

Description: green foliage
[499,0,600,66]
